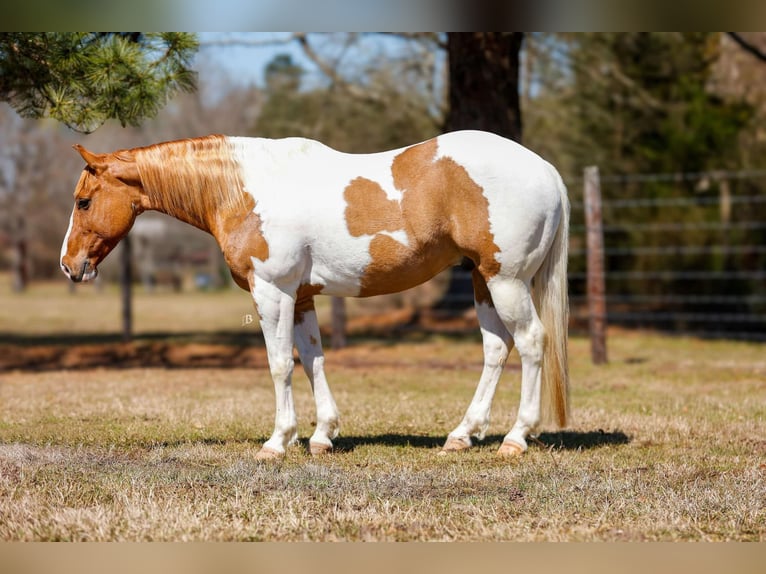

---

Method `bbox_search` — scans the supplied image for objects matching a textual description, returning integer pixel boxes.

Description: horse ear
[73,144,106,170]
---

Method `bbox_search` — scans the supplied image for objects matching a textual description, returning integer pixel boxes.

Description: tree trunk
[436,33,524,313]
[445,33,524,141]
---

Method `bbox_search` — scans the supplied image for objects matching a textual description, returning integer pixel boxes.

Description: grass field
[0,280,764,541]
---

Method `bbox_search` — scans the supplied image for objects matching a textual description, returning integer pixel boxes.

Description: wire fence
[395,168,766,343]
[567,168,766,341]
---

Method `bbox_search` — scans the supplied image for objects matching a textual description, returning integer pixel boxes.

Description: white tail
[533,170,570,428]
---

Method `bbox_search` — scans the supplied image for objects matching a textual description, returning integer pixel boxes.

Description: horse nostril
[62,262,72,277]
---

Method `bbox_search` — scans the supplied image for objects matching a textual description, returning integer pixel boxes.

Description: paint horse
[60,130,570,460]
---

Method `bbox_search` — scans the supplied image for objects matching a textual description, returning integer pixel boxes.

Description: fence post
[584,166,608,364]
[121,235,133,343]
[331,296,347,349]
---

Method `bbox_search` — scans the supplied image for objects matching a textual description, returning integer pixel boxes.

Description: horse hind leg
[293,297,340,455]
[486,277,545,457]
[441,270,513,453]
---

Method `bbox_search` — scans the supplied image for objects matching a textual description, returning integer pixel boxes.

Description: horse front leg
[251,280,298,460]
[294,299,340,455]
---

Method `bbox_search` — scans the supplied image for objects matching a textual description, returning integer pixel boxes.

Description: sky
[196,33,306,88]
[195,33,436,90]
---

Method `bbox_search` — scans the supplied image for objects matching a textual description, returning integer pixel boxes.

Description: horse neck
[134,136,248,235]
[147,189,213,233]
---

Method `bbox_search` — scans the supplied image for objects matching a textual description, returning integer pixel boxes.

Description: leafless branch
[376,32,446,50]
[727,32,766,63]
[568,39,663,111]
[199,32,445,128]
[293,33,385,103]
[198,35,296,49]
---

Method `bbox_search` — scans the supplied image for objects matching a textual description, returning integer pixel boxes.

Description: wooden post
[11,212,28,293]
[584,166,608,364]
[121,235,133,342]
[330,296,347,349]
[719,177,732,273]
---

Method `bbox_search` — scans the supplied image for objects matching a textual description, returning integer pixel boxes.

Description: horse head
[60,145,146,282]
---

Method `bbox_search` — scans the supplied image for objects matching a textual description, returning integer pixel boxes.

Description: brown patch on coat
[294,283,324,325]
[217,194,270,291]
[344,138,501,296]
[471,268,494,307]
[344,177,404,237]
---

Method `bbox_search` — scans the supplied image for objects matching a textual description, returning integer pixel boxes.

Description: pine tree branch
[0,32,198,133]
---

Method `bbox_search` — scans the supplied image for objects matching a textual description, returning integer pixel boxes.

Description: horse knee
[483,338,509,367]
[309,355,326,380]
[269,356,295,382]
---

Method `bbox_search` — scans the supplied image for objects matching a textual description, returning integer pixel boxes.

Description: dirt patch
[346,305,480,335]
[0,308,482,372]
[0,341,270,372]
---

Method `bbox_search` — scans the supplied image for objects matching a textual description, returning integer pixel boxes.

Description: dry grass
[0,329,764,541]
[0,274,440,338]
[1,276,764,540]
[0,277,254,336]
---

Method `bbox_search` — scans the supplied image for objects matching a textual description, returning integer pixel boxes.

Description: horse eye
[77,198,91,211]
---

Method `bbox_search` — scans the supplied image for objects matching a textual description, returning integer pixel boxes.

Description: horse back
[230,131,562,296]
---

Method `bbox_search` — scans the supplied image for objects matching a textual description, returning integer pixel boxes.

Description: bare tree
[0,107,76,291]
[727,32,766,63]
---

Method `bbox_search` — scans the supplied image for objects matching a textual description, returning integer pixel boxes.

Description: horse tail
[533,167,570,428]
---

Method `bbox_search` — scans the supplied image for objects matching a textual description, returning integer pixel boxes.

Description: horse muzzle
[61,258,98,283]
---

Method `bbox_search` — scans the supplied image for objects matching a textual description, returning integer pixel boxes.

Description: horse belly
[305,234,458,298]
[355,235,460,297]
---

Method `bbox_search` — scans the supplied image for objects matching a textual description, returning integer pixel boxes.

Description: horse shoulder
[216,201,270,290]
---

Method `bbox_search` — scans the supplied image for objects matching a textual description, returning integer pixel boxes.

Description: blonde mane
[133,135,249,227]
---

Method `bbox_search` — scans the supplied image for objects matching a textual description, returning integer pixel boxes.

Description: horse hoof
[310,442,333,456]
[496,441,525,458]
[254,447,284,461]
[439,437,471,455]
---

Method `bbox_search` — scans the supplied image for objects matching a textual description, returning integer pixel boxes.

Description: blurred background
[1,32,765,371]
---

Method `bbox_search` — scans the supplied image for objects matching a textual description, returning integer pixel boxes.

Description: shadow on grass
[52,430,629,455]
[534,430,631,450]
[329,429,630,453]
[332,434,446,451]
